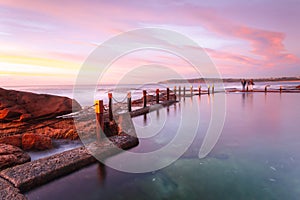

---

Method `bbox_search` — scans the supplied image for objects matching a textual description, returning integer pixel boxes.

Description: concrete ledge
[130,100,177,118]
[0,134,138,193]
[0,177,27,200]
[226,89,300,93]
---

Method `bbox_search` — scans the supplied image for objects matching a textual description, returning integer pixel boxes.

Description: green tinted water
[26,93,300,200]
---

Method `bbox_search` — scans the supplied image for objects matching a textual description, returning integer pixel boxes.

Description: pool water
[26,93,300,200]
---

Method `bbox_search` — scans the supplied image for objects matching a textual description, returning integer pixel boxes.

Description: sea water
[25,91,300,200]
[3,81,299,106]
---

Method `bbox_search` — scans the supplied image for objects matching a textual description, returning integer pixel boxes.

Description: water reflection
[246,92,253,108]
[198,93,201,102]
[264,92,267,104]
[97,162,107,186]
[207,94,211,104]
[242,93,246,107]
[143,114,147,125]
[26,93,300,200]
[173,103,177,115]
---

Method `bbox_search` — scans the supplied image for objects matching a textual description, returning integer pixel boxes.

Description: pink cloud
[233,26,299,65]
[0,0,299,80]
[205,48,260,66]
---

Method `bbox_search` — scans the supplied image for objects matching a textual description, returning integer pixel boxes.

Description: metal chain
[112,96,127,104]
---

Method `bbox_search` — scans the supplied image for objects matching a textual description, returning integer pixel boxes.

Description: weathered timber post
[212,84,215,94]
[167,88,170,101]
[174,86,177,101]
[265,85,268,93]
[179,86,181,97]
[127,92,132,112]
[190,86,193,96]
[95,100,104,141]
[143,90,147,108]
[108,93,113,121]
[265,85,271,93]
[198,86,201,95]
[156,89,159,103]
[183,86,186,97]
[280,86,282,93]
[208,85,210,95]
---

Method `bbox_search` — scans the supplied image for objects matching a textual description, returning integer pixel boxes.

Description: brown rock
[22,133,53,151]
[296,85,300,89]
[0,144,30,170]
[0,109,22,121]
[0,135,22,148]
[0,87,82,122]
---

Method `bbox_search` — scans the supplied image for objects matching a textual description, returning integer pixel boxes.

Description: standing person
[241,79,247,91]
[248,79,254,91]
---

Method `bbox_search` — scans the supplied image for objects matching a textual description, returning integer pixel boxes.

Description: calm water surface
[26,93,300,200]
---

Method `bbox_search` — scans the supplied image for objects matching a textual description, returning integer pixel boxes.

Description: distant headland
[159,76,300,84]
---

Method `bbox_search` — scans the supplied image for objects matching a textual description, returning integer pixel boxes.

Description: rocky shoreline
[0,87,144,199]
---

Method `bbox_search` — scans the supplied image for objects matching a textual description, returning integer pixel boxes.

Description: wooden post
[208,85,210,95]
[167,87,170,101]
[95,100,104,141]
[190,86,193,96]
[183,86,186,97]
[108,93,113,121]
[212,84,215,94]
[179,86,181,97]
[156,89,159,103]
[143,90,147,107]
[198,86,201,95]
[265,85,268,93]
[127,92,132,112]
[173,86,177,101]
[280,86,282,93]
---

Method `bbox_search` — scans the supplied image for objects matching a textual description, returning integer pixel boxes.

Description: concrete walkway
[0,134,138,193]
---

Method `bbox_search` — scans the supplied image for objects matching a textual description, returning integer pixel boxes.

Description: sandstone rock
[0,133,53,151]
[0,144,30,170]
[0,135,22,148]
[21,133,53,151]
[0,87,82,122]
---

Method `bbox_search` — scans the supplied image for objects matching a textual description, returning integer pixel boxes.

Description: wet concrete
[0,134,138,193]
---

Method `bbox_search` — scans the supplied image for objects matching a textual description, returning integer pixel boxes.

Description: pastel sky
[0,0,299,85]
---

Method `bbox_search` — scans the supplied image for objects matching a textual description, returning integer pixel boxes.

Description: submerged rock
[0,134,53,151]
[0,87,81,122]
[21,133,53,151]
[0,144,30,170]
[212,153,230,160]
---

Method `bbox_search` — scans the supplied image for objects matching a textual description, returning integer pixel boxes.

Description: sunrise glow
[0,0,299,85]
